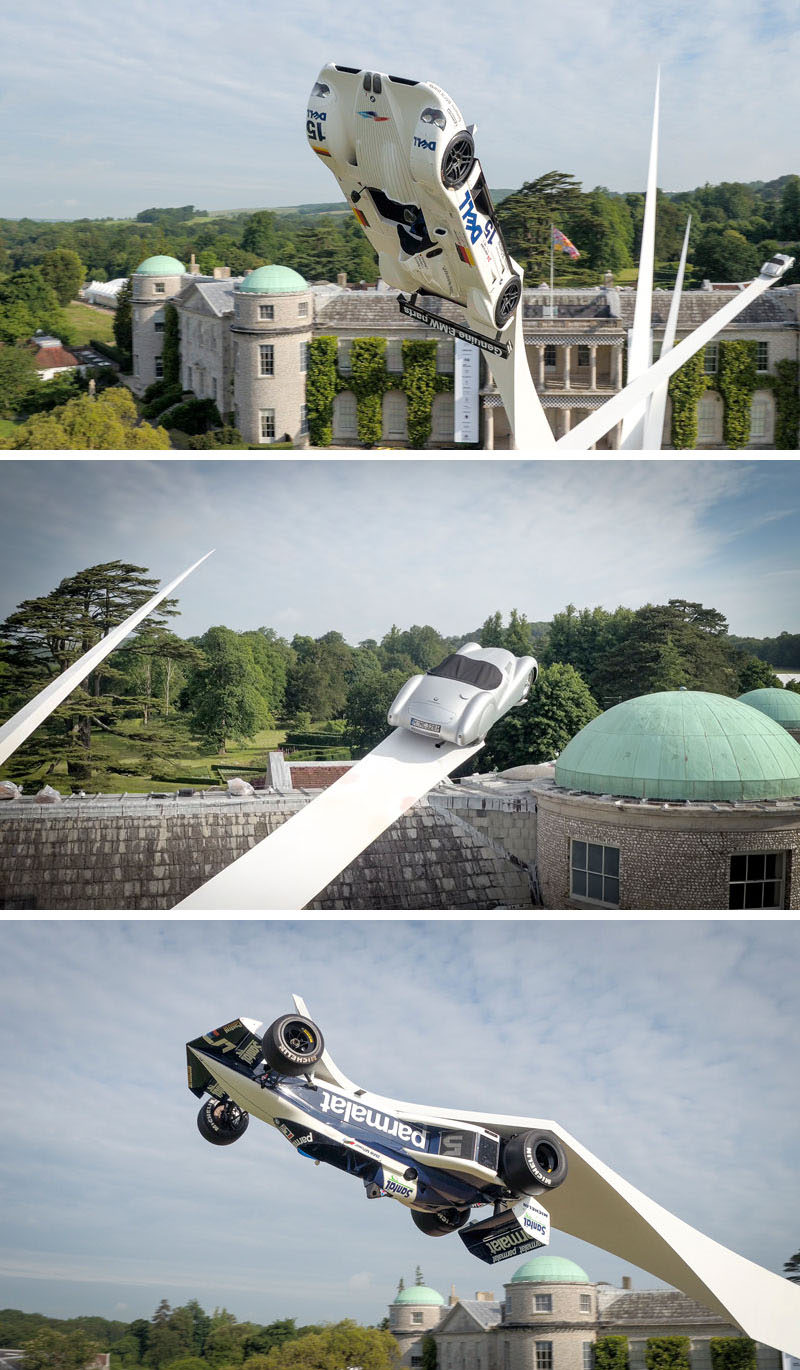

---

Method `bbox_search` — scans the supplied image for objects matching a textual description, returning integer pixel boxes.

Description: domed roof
[738,687,800,730]
[135,255,186,275]
[554,690,800,802]
[236,264,308,293]
[511,1255,590,1284]
[394,1285,445,1306]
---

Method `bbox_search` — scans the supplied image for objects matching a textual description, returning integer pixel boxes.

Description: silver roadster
[387,642,537,746]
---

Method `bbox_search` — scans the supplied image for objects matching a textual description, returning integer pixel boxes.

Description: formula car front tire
[412,1206,471,1236]
[494,274,522,328]
[261,1014,325,1076]
[440,131,475,189]
[197,1097,249,1146]
[500,1129,568,1196]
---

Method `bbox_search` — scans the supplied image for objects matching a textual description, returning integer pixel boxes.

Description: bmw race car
[306,64,522,338]
[187,998,567,1264]
[387,643,537,746]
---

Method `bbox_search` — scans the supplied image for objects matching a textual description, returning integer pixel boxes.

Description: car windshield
[427,654,503,691]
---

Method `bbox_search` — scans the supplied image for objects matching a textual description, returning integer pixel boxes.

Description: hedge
[709,1339,757,1370]
[594,1337,629,1370]
[90,338,131,370]
[644,1337,691,1370]
[142,384,183,419]
[164,397,222,435]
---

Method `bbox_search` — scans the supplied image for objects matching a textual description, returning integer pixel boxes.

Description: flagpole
[550,222,554,317]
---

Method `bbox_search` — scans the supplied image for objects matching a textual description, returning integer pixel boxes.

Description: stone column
[537,346,545,389]
[562,408,572,437]
[589,346,597,389]
[612,421,622,449]
[563,346,572,391]
[614,347,623,388]
[484,403,495,451]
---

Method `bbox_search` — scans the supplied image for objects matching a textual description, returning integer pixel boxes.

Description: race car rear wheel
[440,131,475,189]
[261,1014,325,1076]
[412,1206,471,1236]
[494,274,522,328]
[500,1129,568,1196]
[197,1097,249,1146]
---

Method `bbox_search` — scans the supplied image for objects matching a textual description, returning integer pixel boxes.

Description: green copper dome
[236,264,308,293]
[394,1286,445,1306]
[738,687,800,730]
[554,690,800,802]
[511,1255,590,1284]
[135,255,186,275]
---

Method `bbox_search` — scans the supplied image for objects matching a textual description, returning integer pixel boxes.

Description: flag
[552,227,580,259]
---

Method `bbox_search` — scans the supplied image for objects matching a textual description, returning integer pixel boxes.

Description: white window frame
[382,390,408,442]
[729,851,786,909]
[154,356,164,378]
[411,1312,423,1325]
[704,342,719,374]
[333,390,358,442]
[756,341,769,372]
[580,1294,592,1313]
[577,345,590,366]
[259,408,276,442]
[154,282,165,294]
[583,1345,593,1370]
[544,345,557,368]
[300,340,309,373]
[259,343,275,377]
[750,396,769,440]
[338,340,352,373]
[154,320,165,333]
[697,392,720,443]
[300,403,309,436]
[259,303,274,320]
[534,1294,553,1312]
[298,299,309,317]
[535,1343,553,1370]
[570,839,620,907]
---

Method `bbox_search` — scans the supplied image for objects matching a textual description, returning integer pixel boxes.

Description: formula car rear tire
[440,131,475,189]
[261,1014,325,1076]
[412,1206,471,1236]
[500,1129,568,1196]
[494,274,522,328]
[197,1097,249,1146]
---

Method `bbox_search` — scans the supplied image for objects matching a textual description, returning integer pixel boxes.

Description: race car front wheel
[440,131,475,189]
[197,1097,250,1146]
[412,1206,471,1237]
[500,1129,568,1196]
[261,1014,325,1076]
[494,275,522,328]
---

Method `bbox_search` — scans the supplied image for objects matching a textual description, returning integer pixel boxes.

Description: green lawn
[0,418,20,437]
[63,301,116,346]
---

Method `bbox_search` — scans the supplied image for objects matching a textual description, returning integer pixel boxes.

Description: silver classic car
[387,642,537,746]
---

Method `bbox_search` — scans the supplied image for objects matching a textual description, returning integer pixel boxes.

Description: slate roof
[180,279,239,317]
[438,1300,503,1331]
[600,1290,728,1326]
[316,289,466,332]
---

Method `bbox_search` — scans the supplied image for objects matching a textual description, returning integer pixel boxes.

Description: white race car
[387,642,537,746]
[306,64,522,337]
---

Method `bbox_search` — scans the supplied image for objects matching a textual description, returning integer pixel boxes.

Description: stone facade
[231,283,312,446]
[132,267,185,389]
[0,791,532,911]
[533,782,800,910]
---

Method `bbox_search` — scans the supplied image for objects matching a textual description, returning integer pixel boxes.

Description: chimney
[475,1292,494,1302]
[621,1276,632,1290]
[449,1285,459,1306]
[603,270,614,287]
[337,270,348,287]
[213,266,231,279]
[189,252,200,275]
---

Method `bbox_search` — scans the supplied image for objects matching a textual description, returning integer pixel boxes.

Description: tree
[114,278,134,356]
[778,176,800,238]
[262,1320,398,1370]
[185,627,271,750]
[709,1340,757,1370]
[477,662,600,772]
[163,303,180,386]
[0,343,39,416]
[0,266,66,342]
[784,1248,800,1280]
[736,654,781,693]
[644,1338,690,1370]
[693,229,760,282]
[22,1328,102,1370]
[241,211,278,259]
[345,667,408,757]
[421,1334,437,1370]
[497,171,583,279]
[0,386,171,449]
[40,248,86,305]
[594,1338,629,1370]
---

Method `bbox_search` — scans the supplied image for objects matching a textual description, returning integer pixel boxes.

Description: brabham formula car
[187,999,567,1264]
[387,643,537,746]
[305,64,522,338]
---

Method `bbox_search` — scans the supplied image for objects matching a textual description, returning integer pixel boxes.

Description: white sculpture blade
[0,551,214,767]
[483,268,556,448]
[556,257,794,449]
[643,213,692,448]
[289,998,800,1354]
[620,71,660,448]
[174,729,483,909]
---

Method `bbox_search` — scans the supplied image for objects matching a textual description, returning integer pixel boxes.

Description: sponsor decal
[358,111,390,120]
[307,118,326,143]
[486,1229,528,1256]
[344,1137,384,1162]
[316,1088,427,1148]
[398,299,510,358]
[352,206,370,228]
[223,1020,241,1032]
[383,1176,413,1199]
[458,188,483,246]
[294,1133,313,1148]
[237,1039,262,1066]
[202,1031,237,1053]
[413,136,436,151]
[456,243,475,267]
[312,147,332,157]
[307,108,327,121]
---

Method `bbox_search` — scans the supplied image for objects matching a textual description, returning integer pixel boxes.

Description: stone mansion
[130,254,800,449]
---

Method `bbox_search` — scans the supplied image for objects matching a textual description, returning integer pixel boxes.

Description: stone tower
[131,255,187,390]
[390,1282,446,1367]
[230,264,313,446]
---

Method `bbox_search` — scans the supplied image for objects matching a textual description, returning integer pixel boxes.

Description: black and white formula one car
[306,64,522,345]
[387,643,537,746]
[187,998,566,1264]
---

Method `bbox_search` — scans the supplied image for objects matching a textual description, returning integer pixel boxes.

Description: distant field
[63,301,116,345]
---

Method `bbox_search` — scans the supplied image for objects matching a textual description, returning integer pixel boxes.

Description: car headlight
[421,107,446,130]
[311,81,330,98]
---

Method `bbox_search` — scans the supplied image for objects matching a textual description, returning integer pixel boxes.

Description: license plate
[411,718,441,734]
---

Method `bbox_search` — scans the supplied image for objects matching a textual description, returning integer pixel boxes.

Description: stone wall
[429,785,537,868]
[232,288,312,445]
[534,783,800,910]
[0,792,532,911]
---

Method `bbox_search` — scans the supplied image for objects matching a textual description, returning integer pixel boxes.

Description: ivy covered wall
[669,342,799,449]
[306,335,454,448]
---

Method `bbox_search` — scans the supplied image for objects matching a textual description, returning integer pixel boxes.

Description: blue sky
[2,0,798,218]
[0,459,798,641]
[0,920,797,1324]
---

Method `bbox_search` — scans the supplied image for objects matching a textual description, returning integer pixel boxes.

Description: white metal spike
[620,70,660,447]
[643,214,692,448]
